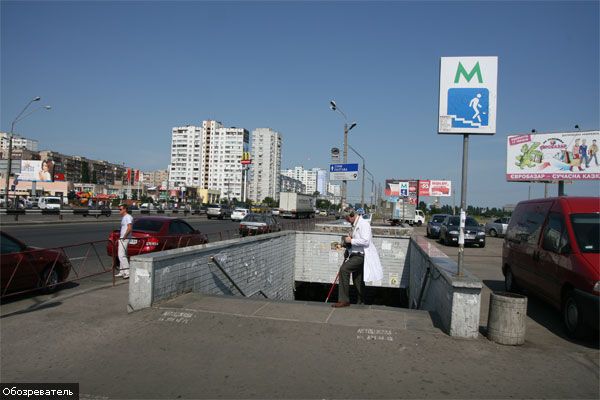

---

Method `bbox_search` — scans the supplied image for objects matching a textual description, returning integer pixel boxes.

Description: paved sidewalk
[1,282,598,399]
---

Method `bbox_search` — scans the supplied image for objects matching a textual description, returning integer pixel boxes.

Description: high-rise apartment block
[280,166,327,195]
[249,128,282,202]
[0,132,38,152]
[169,120,249,200]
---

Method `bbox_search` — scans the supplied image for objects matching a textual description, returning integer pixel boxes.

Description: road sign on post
[329,163,359,181]
[439,56,498,135]
[438,56,498,277]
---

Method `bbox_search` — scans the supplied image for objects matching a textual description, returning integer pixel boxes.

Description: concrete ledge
[408,235,483,338]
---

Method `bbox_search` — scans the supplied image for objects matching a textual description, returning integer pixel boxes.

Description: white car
[271,209,280,216]
[231,208,249,221]
[38,196,62,210]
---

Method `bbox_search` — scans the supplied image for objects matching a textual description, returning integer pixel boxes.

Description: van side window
[521,209,547,245]
[542,213,568,254]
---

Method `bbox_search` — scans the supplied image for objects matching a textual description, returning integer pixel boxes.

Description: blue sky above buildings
[1,1,598,207]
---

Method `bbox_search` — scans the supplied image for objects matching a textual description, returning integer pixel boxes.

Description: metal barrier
[0,216,329,299]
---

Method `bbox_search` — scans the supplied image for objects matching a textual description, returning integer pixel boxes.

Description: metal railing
[1,217,328,299]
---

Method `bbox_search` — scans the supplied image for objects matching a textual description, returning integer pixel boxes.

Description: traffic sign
[438,56,498,135]
[329,163,359,181]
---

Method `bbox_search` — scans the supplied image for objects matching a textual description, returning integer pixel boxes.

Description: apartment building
[169,120,249,201]
[38,150,127,184]
[280,166,327,195]
[248,128,282,202]
[279,174,305,194]
[0,132,38,152]
[143,169,169,188]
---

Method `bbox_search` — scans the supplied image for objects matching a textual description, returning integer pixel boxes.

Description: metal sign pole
[457,134,470,276]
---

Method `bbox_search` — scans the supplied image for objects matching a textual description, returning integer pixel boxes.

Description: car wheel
[489,228,498,237]
[562,290,590,339]
[426,229,430,238]
[41,265,60,293]
[417,220,422,226]
[479,241,486,248]
[207,216,212,219]
[504,266,519,293]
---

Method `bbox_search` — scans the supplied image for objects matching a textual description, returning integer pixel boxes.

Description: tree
[313,191,320,197]
[418,201,427,212]
[91,170,98,184]
[316,199,331,210]
[263,197,278,208]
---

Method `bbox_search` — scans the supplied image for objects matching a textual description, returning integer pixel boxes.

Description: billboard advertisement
[385,179,419,205]
[18,160,54,182]
[506,131,600,181]
[419,180,452,197]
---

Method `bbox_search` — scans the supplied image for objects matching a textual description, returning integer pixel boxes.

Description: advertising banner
[506,130,600,181]
[18,160,54,182]
[419,180,452,197]
[329,163,359,181]
[385,179,419,205]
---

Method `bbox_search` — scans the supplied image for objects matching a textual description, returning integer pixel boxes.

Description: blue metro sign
[329,163,359,173]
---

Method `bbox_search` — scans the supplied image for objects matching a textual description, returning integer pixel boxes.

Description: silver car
[485,217,510,237]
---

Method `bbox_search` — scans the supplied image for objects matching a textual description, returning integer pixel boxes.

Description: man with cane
[331,208,383,308]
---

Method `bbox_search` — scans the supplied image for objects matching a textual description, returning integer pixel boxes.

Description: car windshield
[207,204,220,208]
[46,198,61,204]
[432,215,446,223]
[570,213,599,253]
[235,208,246,212]
[243,214,265,223]
[448,217,478,226]
[133,219,163,232]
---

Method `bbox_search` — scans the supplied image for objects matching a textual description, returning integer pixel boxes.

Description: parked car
[38,196,62,210]
[502,196,599,338]
[426,214,450,239]
[271,209,280,216]
[84,204,112,217]
[239,213,282,237]
[192,205,207,215]
[106,216,208,260]
[231,208,249,221]
[485,217,510,237]
[439,215,486,247]
[1,231,72,295]
[207,204,232,220]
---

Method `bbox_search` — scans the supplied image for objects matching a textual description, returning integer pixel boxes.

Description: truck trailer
[279,192,315,219]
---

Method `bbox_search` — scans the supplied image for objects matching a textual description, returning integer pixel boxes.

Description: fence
[0,218,323,299]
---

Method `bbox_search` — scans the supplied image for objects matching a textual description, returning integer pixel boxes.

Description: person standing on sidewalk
[116,204,133,279]
[332,208,383,308]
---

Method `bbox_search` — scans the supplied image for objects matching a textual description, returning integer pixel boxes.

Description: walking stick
[325,270,340,303]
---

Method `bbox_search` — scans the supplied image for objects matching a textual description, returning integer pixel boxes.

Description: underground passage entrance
[294,281,408,308]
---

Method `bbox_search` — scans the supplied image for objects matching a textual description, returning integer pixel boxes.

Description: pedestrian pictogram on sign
[439,56,498,135]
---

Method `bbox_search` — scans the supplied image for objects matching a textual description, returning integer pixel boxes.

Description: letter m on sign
[454,62,483,83]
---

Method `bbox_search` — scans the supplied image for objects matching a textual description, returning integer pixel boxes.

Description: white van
[38,196,62,210]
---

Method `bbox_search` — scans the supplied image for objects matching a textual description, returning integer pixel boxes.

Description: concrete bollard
[487,291,528,345]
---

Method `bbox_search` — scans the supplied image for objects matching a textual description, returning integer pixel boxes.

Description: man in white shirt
[116,204,133,279]
[332,208,383,308]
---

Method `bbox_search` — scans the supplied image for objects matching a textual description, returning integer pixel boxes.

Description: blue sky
[1,1,598,207]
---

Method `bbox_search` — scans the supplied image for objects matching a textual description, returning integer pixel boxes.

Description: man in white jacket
[332,208,383,308]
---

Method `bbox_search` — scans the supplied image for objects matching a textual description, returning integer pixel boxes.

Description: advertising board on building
[506,130,600,181]
[418,180,452,197]
[438,56,498,135]
[18,160,54,182]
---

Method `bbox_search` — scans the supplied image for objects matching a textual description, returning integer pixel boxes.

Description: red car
[239,213,282,237]
[107,216,208,259]
[502,197,599,338]
[1,231,72,296]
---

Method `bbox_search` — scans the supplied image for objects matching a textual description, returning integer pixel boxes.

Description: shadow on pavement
[0,301,62,319]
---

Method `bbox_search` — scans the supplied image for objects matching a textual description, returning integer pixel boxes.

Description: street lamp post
[330,100,357,208]
[348,144,366,209]
[364,167,375,208]
[4,97,50,207]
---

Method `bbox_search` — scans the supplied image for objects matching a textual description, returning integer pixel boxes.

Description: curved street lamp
[4,97,51,207]
[329,99,357,208]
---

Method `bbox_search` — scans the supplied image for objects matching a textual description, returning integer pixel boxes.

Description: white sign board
[399,182,409,196]
[506,130,600,181]
[439,56,498,135]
